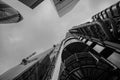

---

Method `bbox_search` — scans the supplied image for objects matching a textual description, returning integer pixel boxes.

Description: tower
[18,0,44,9]
[0,0,23,23]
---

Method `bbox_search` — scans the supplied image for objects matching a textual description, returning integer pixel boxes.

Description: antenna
[26,52,36,59]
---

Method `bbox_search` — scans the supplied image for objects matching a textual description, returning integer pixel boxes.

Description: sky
[0,0,119,75]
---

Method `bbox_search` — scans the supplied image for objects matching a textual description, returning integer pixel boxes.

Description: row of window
[92,1,120,41]
[14,49,59,80]
[92,1,120,21]
[78,36,120,73]
[70,20,116,43]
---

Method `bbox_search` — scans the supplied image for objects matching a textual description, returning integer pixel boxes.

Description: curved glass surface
[0,0,23,23]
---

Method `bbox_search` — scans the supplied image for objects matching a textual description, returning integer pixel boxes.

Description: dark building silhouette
[0,1,120,80]
[18,0,44,9]
[0,0,23,23]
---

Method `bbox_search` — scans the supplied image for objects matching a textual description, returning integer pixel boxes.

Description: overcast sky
[0,0,119,75]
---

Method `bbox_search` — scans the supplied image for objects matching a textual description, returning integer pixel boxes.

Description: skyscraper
[0,0,23,23]
[18,0,44,9]
[51,0,80,17]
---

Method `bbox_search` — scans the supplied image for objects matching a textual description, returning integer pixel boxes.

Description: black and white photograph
[0,0,120,80]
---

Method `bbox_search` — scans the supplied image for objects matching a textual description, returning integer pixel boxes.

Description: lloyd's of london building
[0,0,120,80]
